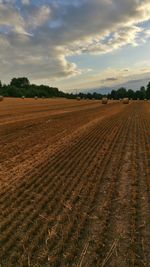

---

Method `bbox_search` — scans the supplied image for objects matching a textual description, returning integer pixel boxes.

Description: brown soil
[0,98,149,267]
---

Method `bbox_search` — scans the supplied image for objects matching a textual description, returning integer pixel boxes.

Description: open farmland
[0,98,150,267]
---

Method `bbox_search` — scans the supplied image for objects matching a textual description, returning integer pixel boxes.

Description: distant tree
[93,92,102,100]
[135,90,144,100]
[140,86,146,99]
[110,90,117,99]
[116,87,127,99]
[128,89,135,99]
[10,77,30,88]
[140,86,145,92]
[86,93,93,99]
[0,80,2,88]
[146,81,150,99]
[4,85,22,97]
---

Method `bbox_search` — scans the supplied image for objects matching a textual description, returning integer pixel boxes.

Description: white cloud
[67,26,142,55]
[25,5,51,29]
[0,3,30,35]
[0,0,150,84]
[144,29,150,38]
[22,0,30,5]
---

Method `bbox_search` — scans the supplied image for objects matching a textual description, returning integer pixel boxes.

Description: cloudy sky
[0,0,150,92]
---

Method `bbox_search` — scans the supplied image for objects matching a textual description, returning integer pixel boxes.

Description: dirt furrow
[0,107,129,266]
[0,102,149,267]
[81,108,134,267]
[0,110,126,264]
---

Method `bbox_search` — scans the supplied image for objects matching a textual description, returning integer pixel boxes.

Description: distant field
[0,97,103,125]
[0,98,149,267]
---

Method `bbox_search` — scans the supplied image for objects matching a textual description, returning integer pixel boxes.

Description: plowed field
[0,98,150,267]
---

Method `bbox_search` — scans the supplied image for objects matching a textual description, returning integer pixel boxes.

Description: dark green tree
[135,90,144,100]
[116,87,127,99]
[140,86,146,99]
[146,81,150,99]
[128,89,135,99]
[110,90,117,99]
[10,77,30,88]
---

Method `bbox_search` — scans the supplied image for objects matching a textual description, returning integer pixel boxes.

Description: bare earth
[0,98,150,267]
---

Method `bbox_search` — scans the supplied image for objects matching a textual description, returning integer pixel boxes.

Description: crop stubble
[0,100,149,267]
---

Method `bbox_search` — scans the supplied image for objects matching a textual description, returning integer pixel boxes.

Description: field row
[0,102,150,266]
[0,101,124,190]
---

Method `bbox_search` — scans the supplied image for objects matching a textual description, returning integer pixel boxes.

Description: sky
[0,0,150,92]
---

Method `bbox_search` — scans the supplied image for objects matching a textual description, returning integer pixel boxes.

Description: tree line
[109,85,150,100]
[0,78,66,98]
[0,77,150,100]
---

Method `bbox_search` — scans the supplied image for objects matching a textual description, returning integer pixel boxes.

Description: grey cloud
[99,77,118,83]
[104,77,118,81]
[126,78,146,84]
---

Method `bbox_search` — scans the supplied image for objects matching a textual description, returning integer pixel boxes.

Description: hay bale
[102,97,108,104]
[0,95,4,101]
[123,98,129,104]
[34,96,38,100]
